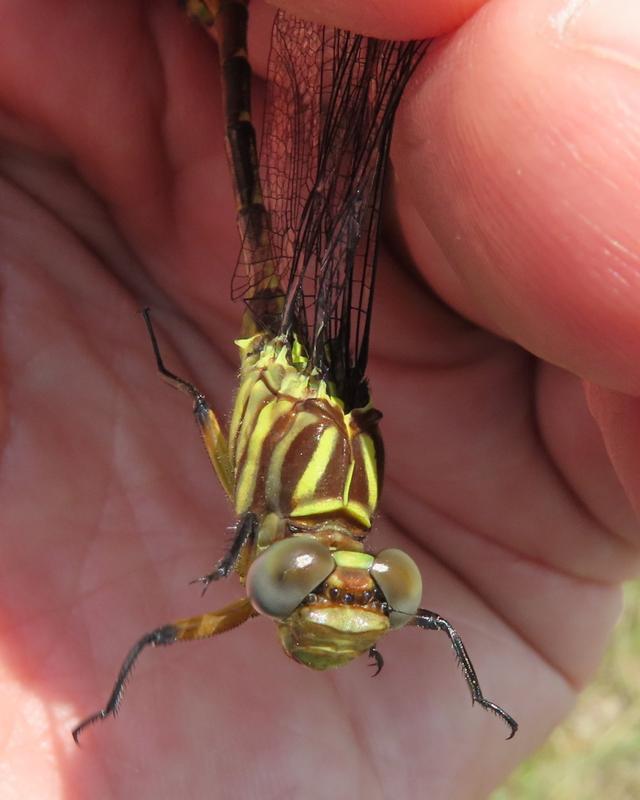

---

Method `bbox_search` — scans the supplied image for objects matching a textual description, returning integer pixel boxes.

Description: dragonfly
[72,0,517,742]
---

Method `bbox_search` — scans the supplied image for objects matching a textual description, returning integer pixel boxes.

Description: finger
[394,0,640,394]
[270,0,483,39]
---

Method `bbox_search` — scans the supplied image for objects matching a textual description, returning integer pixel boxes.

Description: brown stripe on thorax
[276,398,351,514]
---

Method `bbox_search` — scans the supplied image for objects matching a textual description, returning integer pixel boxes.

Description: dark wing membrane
[233,12,428,410]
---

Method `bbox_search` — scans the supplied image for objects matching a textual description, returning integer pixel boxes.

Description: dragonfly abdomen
[230,334,382,533]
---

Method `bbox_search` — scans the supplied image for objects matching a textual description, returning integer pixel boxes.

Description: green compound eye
[370,549,423,628]
[246,536,335,619]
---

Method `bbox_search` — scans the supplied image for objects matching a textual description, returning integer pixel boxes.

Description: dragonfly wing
[234,13,429,410]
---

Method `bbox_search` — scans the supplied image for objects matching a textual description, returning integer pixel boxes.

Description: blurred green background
[492,581,640,800]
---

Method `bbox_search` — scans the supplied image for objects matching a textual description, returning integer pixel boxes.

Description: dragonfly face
[246,538,423,669]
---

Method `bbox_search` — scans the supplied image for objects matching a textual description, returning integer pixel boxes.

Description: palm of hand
[1,2,638,798]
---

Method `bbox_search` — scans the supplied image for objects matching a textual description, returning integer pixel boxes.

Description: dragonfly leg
[367,645,384,677]
[413,608,518,740]
[72,597,256,743]
[141,309,234,499]
[191,511,258,594]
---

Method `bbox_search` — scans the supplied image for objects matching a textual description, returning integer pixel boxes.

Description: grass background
[492,581,640,800]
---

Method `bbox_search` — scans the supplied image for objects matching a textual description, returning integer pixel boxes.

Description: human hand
[1,1,638,798]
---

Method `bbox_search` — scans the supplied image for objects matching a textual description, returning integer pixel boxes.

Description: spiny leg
[72,597,256,743]
[413,608,518,739]
[367,645,384,677]
[141,308,234,499]
[191,511,258,594]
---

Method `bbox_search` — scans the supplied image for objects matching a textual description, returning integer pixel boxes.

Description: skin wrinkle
[1,154,162,322]
[554,126,640,284]
[383,467,625,593]
[578,46,640,72]
[374,347,636,573]
[384,452,634,584]
[369,334,516,375]
[603,237,640,269]
[531,365,638,555]
[163,313,238,376]
[327,672,386,800]
[380,484,600,693]
[571,209,640,280]
[542,377,640,543]
[378,234,451,318]
[376,241,638,567]
[112,376,222,562]
[550,0,640,72]
[561,136,633,199]
[74,336,167,591]
[111,387,166,572]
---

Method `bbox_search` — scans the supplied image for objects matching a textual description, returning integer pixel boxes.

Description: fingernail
[550,0,640,70]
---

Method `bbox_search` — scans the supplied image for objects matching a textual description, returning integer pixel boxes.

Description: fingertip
[396,0,640,391]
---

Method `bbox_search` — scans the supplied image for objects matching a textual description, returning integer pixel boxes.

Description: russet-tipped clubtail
[73,0,517,743]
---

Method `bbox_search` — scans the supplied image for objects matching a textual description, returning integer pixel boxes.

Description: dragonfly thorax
[230,333,383,531]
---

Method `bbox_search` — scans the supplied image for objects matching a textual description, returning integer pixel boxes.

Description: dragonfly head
[246,536,422,670]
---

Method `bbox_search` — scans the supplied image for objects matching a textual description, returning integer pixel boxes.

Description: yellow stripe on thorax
[359,432,379,511]
[235,396,291,514]
[292,427,339,505]
[230,377,272,466]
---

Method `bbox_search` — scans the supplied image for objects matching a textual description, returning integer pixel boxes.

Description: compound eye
[371,549,422,628]
[246,536,335,619]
